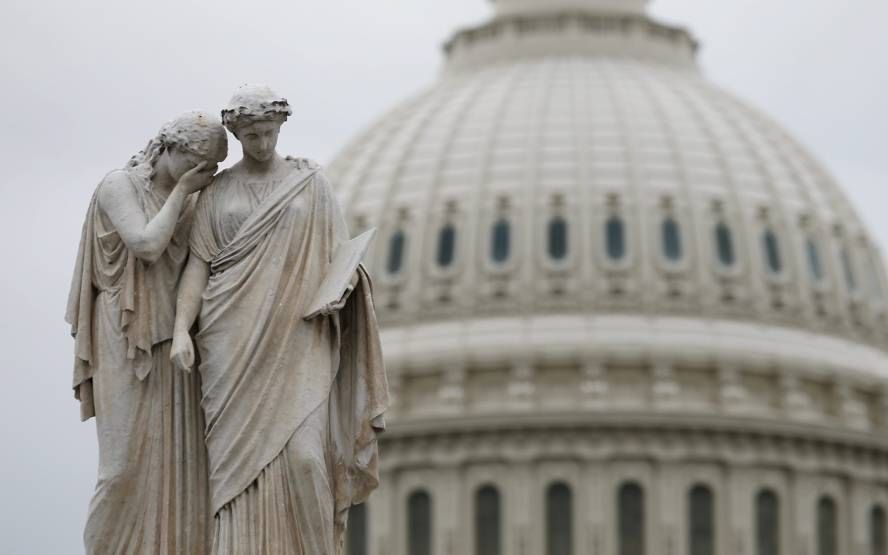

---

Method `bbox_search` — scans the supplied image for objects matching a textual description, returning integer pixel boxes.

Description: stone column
[848,480,869,555]
[792,472,816,555]
[435,466,463,555]
[367,471,393,555]
[510,463,534,555]
[584,459,606,555]
[657,462,680,555]
[726,467,752,555]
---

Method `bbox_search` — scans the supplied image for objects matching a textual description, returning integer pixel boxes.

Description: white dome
[330,14,888,352]
[330,4,888,554]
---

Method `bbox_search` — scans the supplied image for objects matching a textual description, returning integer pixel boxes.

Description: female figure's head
[129,111,228,181]
[221,84,292,163]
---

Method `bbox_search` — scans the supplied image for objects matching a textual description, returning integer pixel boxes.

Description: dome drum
[365,425,888,555]
[378,314,888,432]
[351,180,888,349]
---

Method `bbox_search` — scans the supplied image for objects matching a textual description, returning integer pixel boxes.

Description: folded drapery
[190,161,389,551]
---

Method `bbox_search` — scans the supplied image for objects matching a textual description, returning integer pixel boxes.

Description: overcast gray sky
[1,0,886,552]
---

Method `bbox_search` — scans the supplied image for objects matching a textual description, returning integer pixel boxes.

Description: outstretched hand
[170,332,195,372]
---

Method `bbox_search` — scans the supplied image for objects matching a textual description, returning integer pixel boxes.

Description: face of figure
[161,145,219,181]
[236,120,282,163]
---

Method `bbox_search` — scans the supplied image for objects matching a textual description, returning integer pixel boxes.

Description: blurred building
[328,0,888,553]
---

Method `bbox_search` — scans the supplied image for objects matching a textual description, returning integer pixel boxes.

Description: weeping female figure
[171,84,389,554]
[66,111,227,554]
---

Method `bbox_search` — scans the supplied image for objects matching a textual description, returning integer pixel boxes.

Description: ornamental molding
[378,412,888,482]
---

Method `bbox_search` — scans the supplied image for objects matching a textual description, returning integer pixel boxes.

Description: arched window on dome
[546,482,573,555]
[872,505,886,555]
[841,246,857,292]
[866,251,885,301]
[408,490,432,555]
[755,489,779,555]
[475,485,501,555]
[762,229,782,275]
[806,238,824,283]
[662,217,683,262]
[689,484,715,555]
[606,216,627,261]
[346,503,367,555]
[436,224,457,268]
[818,496,838,555]
[386,230,407,275]
[618,482,645,555]
[491,218,511,265]
[548,216,569,262]
[714,222,736,268]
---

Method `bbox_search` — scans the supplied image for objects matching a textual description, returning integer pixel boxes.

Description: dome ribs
[469,64,529,313]
[620,63,706,314]
[532,59,581,310]
[706,85,802,324]
[335,94,426,212]
[597,60,651,312]
[415,69,504,318]
[329,57,888,352]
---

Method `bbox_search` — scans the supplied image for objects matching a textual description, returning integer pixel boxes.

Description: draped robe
[189,160,388,554]
[66,163,210,554]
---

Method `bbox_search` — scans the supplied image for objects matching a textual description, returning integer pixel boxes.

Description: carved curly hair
[221,84,292,134]
[126,111,228,172]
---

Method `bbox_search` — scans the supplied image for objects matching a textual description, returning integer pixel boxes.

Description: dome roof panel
[328,23,887,353]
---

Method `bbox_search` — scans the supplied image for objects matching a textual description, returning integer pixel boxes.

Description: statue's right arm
[171,254,209,372]
[97,163,210,264]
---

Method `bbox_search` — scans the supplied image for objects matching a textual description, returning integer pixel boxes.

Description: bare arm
[97,163,212,264]
[170,255,210,371]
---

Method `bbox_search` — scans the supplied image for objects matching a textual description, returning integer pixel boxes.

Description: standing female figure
[66,111,227,554]
[172,85,388,554]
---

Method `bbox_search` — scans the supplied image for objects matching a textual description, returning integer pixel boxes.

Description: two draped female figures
[67,86,389,555]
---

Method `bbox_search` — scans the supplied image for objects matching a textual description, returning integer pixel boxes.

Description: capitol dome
[328,1,888,554]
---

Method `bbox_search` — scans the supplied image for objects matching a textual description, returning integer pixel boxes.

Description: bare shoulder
[96,169,137,210]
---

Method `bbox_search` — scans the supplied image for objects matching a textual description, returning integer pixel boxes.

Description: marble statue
[66,111,228,553]
[170,84,389,554]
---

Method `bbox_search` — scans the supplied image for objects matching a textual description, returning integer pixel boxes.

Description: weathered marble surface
[171,85,389,554]
[67,111,227,553]
[68,88,389,554]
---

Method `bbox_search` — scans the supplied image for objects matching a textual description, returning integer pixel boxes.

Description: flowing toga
[189,159,389,554]
[66,163,210,554]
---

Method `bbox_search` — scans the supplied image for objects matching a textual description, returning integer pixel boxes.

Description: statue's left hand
[326,270,360,314]
[312,277,358,319]
[170,332,195,372]
[305,271,359,320]
[314,289,351,319]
